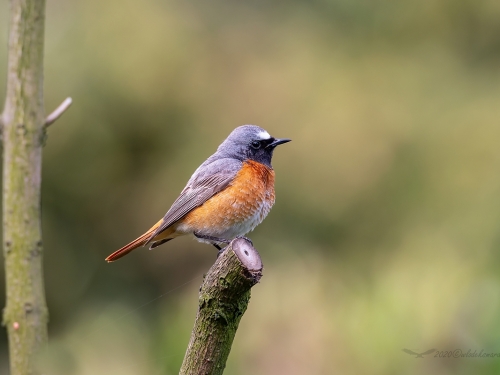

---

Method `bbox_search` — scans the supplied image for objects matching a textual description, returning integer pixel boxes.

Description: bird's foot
[216,246,227,258]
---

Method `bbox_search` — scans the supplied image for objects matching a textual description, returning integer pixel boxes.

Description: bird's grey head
[216,125,291,167]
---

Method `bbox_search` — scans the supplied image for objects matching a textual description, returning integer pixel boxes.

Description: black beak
[266,138,291,149]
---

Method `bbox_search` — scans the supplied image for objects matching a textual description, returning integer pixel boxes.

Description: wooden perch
[179,238,263,375]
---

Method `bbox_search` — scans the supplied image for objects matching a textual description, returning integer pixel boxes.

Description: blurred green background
[2,0,500,374]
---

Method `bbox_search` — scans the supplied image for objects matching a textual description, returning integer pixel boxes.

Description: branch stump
[179,238,263,375]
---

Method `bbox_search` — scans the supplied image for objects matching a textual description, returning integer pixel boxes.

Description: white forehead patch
[257,130,271,140]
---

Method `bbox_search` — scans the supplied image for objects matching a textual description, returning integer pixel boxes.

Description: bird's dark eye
[250,140,261,149]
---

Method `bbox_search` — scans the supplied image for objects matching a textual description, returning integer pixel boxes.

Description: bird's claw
[216,246,227,258]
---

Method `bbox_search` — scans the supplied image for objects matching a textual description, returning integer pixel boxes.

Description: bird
[105,125,291,262]
[402,348,436,358]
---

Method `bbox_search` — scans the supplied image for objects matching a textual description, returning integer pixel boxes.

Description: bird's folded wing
[145,158,242,243]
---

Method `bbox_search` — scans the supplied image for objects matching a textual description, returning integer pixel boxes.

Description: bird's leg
[194,232,231,244]
[194,232,231,256]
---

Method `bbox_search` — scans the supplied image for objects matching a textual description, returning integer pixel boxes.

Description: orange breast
[179,160,275,236]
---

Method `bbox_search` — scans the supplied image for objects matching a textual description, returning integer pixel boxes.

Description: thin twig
[45,97,72,126]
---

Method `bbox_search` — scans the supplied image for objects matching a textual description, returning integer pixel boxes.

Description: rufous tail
[106,220,162,262]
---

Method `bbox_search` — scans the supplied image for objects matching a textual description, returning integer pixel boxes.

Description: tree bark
[179,238,263,375]
[1,0,49,374]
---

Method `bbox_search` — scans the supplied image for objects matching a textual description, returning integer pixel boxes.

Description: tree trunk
[1,0,48,374]
[179,238,263,375]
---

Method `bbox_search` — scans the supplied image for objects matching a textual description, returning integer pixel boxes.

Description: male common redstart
[106,125,290,262]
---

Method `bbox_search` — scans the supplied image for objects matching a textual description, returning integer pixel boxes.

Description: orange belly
[177,160,275,238]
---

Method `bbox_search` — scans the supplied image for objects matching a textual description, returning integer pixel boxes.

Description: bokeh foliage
[1,0,500,374]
